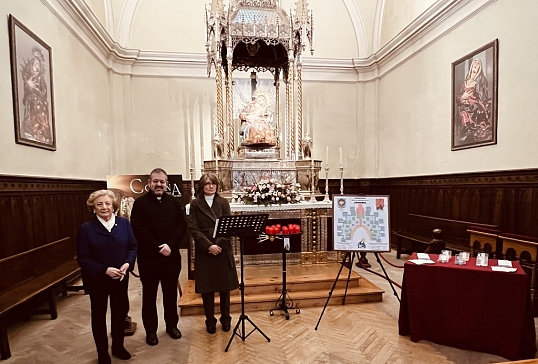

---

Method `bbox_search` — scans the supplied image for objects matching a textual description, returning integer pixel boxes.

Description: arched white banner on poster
[332,195,390,252]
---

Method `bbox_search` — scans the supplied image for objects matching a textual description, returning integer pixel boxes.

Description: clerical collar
[156,196,162,201]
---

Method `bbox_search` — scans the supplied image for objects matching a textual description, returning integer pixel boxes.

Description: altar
[229,202,335,265]
[188,0,335,277]
[203,159,322,196]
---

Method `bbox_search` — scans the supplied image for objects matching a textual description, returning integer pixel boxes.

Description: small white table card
[410,253,435,265]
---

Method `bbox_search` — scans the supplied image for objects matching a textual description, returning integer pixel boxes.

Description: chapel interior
[1,0,538,363]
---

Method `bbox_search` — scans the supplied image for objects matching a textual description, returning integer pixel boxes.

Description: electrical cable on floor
[378,252,405,269]
[356,256,402,290]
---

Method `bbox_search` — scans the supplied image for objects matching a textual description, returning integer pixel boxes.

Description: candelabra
[339,164,344,195]
[309,159,317,203]
[322,166,331,203]
[190,164,195,200]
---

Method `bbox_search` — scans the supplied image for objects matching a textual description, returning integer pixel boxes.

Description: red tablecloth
[398,253,537,360]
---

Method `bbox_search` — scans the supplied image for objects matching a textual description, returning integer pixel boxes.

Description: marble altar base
[203,159,322,196]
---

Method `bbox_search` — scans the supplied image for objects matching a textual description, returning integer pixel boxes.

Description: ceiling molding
[372,0,385,53]
[342,0,368,58]
[118,0,140,47]
[44,0,496,82]
[362,0,496,80]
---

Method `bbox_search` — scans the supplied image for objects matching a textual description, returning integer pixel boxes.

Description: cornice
[0,174,105,193]
[372,168,538,187]
[43,0,496,82]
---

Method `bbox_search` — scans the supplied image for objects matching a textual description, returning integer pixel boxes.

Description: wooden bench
[468,226,502,257]
[499,233,538,316]
[392,213,497,259]
[0,237,82,360]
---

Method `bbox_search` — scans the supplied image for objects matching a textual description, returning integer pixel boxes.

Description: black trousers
[88,275,129,354]
[201,291,231,326]
[140,269,180,333]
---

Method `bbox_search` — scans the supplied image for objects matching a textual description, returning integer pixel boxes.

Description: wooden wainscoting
[323,168,538,242]
[0,175,105,259]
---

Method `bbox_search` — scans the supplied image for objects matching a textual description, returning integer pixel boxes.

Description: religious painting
[8,15,56,151]
[451,39,498,151]
[233,78,277,149]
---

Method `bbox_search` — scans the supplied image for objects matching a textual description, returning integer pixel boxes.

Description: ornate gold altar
[188,0,333,273]
[229,203,337,266]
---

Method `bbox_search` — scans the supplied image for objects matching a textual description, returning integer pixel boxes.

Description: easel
[213,214,271,352]
[315,250,399,330]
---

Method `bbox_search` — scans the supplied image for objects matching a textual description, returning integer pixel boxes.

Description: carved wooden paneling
[0,175,105,259]
[333,169,538,240]
[505,189,516,233]
[470,189,481,223]
[493,188,503,227]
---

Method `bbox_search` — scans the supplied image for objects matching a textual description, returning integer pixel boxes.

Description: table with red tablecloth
[398,253,537,360]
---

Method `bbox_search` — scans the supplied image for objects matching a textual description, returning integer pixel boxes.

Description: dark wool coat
[76,216,137,293]
[188,195,239,294]
[130,191,187,277]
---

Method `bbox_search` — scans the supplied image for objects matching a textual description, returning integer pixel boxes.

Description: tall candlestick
[323,165,330,203]
[190,164,195,200]
[339,147,342,165]
[325,146,329,166]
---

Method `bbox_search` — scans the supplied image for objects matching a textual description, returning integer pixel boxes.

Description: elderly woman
[188,173,239,334]
[76,190,137,364]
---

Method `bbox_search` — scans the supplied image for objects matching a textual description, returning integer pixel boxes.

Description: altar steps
[178,263,384,316]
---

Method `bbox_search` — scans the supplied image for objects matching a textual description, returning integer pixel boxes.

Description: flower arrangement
[236,179,302,206]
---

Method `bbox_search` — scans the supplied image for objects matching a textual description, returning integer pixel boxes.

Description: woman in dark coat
[188,173,239,334]
[77,190,137,364]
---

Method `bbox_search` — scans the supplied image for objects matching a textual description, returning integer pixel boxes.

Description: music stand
[213,214,271,352]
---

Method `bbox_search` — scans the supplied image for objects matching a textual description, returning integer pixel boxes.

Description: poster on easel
[333,195,390,252]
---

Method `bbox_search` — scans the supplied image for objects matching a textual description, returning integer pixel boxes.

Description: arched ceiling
[58,0,494,81]
[86,0,435,59]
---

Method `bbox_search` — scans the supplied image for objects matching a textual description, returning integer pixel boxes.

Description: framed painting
[8,15,56,151]
[451,39,498,151]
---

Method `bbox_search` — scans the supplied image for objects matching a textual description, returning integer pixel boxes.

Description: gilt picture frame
[451,39,498,151]
[8,15,56,151]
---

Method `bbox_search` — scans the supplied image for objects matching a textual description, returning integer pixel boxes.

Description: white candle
[339,147,342,165]
[325,146,329,165]
[188,144,192,166]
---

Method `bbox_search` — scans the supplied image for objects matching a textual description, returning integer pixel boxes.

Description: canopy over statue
[204,0,320,197]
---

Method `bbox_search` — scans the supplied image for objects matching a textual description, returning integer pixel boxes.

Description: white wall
[377,0,538,177]
[124,76,216,177]
[305,81,361,178]
[0,0,112,179]
[379,0,436,48]
[2,0,536,182]
[129,0,207,53]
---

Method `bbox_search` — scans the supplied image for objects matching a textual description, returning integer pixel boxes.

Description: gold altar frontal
[229,202,335,266]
